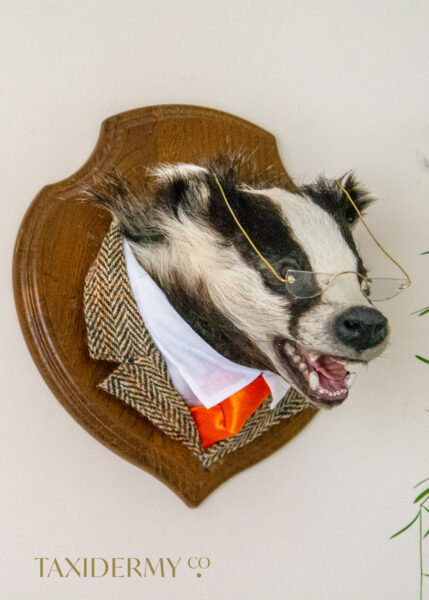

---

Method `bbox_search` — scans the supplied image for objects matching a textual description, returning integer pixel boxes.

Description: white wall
[1,1,429,598]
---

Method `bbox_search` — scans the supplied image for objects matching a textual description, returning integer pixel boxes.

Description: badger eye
[281,266,295,281]
[281,260,300,279]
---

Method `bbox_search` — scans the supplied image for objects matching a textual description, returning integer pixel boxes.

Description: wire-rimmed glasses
[284,269,409,301]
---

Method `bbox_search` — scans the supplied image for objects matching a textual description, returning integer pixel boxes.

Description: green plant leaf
[421,251,429,255]
[414,488,429,503]
[416,355,429,364]
[424,574,429,578]
[390,512,420,538]
[424,506,429,513]
[411,306,429,315]
[424,528,429,538]
[419,308,429,317]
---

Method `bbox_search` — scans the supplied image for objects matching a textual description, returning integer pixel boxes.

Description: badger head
[88,160,389,408]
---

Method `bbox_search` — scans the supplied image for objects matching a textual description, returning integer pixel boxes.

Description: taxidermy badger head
[90,159,389,409]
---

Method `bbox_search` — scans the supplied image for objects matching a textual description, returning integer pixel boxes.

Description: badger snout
[334,306,388,352]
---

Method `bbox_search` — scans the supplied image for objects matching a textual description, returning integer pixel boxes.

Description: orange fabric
[190,375,271,449]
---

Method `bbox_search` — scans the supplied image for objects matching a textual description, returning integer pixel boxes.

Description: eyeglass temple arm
[338,183,411,289]
[214,173,411,291]
[213,174,294,283]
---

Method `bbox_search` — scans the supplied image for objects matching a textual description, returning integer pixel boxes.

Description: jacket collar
[84,221,308,468]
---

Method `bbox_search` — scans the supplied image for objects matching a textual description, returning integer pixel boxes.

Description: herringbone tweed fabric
[84,221,309,468]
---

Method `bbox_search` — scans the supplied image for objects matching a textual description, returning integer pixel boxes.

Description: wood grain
[13,105,317,507]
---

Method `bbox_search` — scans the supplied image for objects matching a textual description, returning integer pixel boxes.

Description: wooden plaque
[13,105,317,507]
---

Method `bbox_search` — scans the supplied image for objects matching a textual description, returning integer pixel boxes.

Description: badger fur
[85,157,389,408]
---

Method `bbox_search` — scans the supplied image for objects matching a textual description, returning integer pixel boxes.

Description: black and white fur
[86,157,389,408]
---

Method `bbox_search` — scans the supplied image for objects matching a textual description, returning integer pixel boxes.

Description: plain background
[1,1,429,598]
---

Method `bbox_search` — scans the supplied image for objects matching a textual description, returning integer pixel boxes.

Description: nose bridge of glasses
[323,271,367,287]
[318,270,370,305]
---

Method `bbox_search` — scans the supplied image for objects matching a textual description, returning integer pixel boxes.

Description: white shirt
[124,240,290,409]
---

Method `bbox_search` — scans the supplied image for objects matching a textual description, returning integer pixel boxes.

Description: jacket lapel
[84,221,308,468]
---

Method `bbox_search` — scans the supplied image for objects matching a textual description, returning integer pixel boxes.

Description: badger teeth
[285,343,295,356]
[309,372,320,391]
[345,372,357,387]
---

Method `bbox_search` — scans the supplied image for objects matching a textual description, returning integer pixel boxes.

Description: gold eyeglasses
[213,173,411,302]
[284,270,408,301]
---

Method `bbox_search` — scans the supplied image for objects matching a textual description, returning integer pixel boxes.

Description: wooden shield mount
[13,105,317,507]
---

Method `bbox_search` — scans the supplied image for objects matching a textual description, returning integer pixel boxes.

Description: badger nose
[334,306,388,352]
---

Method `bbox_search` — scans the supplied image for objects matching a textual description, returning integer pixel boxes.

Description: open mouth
[276,339,362,408]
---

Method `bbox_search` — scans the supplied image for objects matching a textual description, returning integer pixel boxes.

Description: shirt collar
[123,240,290,409]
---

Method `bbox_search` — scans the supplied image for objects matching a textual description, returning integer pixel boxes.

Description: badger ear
[337,172,374,227]
[79,170,165,245]
[149,163,210,217]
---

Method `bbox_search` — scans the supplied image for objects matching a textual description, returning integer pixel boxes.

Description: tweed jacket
[84,221,308,468]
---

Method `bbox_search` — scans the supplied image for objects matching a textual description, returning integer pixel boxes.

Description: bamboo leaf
[424,574,429,578]
[414,488,429,503]
[419,308,429,317]
[424,528,429,538]
[424,506,429,513]
[416,355,429,364]
[390,512,420,538]
[421,251,429,255]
